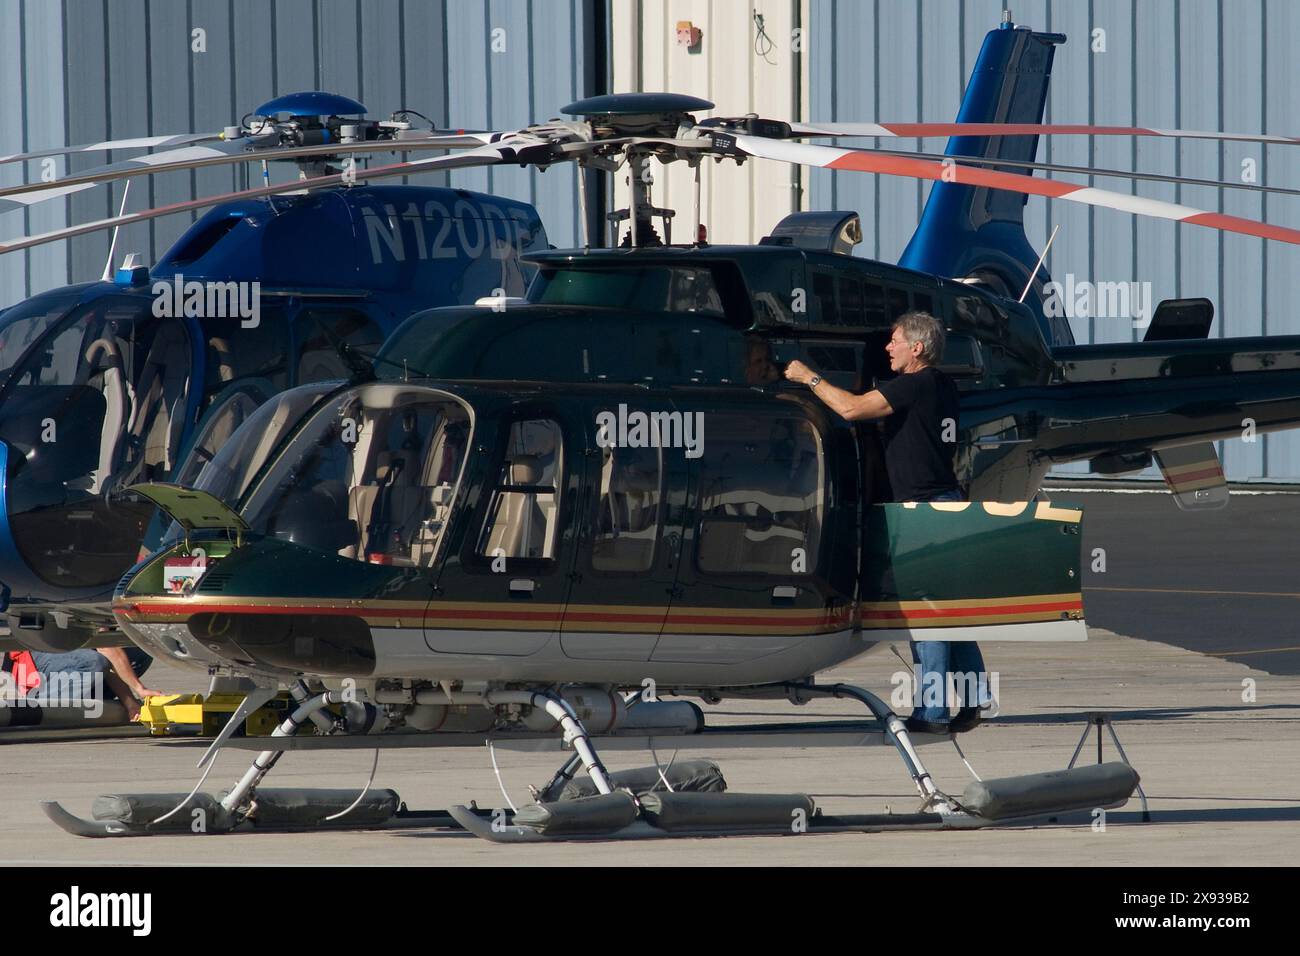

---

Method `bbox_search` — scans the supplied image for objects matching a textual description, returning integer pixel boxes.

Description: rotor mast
[560,92,715,248]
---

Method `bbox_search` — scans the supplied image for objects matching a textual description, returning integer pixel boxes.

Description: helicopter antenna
[577,158,590,247]
[691,158,702,245]
[1019,223,1060,303]
[628,150,642,248]
[99,180,131,281]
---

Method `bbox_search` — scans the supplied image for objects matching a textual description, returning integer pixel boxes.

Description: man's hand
[787,361,895,422]
[98,647,166,705]
[784,359,817,385]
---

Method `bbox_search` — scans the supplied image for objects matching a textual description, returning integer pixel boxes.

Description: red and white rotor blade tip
[789,122,1300,146]
[737,135,1300,247]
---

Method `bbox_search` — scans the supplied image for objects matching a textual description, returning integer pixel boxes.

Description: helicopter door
[425,413,577,656]
[861,500,1086,642]
[559,407,688,662]
[651,405,853,666]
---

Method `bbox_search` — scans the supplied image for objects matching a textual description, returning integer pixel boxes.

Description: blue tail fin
[898,20,1069,345]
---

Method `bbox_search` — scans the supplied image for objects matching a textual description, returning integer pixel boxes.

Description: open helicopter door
[861,499,1086,643]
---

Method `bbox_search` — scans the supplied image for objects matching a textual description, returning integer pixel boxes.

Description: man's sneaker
[949,707,983,733]
[904,716,951,736]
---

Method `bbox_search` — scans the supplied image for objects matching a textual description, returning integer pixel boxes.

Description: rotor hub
[561,92,714,138]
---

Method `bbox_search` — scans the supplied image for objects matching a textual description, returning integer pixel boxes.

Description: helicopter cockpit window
[592,444,661,573]
[529,267,725,317]
[173,308,292,480]
[694,414,824,576]
[477,419,563,562]
[200,308,289,396]
[0,291,82,385]
[293,308,384,384]
[240,385,472,566]
[0,297,193,491]
[0,298,194,588]
[175,381,342,501]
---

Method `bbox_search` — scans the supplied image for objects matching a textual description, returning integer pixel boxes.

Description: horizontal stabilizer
[1153,442,1228,510]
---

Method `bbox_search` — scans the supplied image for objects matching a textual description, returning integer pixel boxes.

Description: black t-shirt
[876,366,960,501]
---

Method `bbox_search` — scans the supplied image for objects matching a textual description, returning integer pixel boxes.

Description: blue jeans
[909,486,989,723]
[910,639,989,722]
[28,648,151,701]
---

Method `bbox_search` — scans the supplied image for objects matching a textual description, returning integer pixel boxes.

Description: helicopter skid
[442,683,1141,842]
[446,786,1139,843]
[43,682,1141,841]
[41,796,466,838]
[447,799,954,842]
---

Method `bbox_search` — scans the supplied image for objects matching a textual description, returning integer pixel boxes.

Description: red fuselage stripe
[1164,465,1224,484]
[860,600,1081,621]
[129,599,1076,627]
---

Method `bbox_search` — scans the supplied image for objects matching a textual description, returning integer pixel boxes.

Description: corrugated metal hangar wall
[0,0,604,307]
[3,0,1299,480]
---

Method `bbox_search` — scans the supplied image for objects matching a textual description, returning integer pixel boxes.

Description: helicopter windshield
[156,381,344,552]
[0,290,84,384]
[185,381,342,503]
[0,296,194,588]
[240,383,472,567]
[528,266,725,316]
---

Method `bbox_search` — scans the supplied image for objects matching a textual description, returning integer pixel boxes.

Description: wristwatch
[808,375,822,389]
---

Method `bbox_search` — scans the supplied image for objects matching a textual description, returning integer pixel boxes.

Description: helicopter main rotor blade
[647,132,1300,198]
[0,131,508,211]
[838,146,1300,198]
[0,141,543,256]
[0,143,248,213]
[0,132,223,167]
[720,134,1300,246]
[788,121,1300,146]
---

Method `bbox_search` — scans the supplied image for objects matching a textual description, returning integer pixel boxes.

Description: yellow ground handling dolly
[137,692,297,737]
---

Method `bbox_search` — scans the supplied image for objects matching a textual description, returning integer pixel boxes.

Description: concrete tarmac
[2,624,1296,865]
[1065,486,1300,675]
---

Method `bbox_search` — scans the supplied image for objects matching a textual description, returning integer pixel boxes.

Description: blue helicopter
[0,91,547,650]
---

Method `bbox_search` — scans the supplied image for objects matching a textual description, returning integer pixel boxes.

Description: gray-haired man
[785,311,987,734]
[785,311,960,500]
